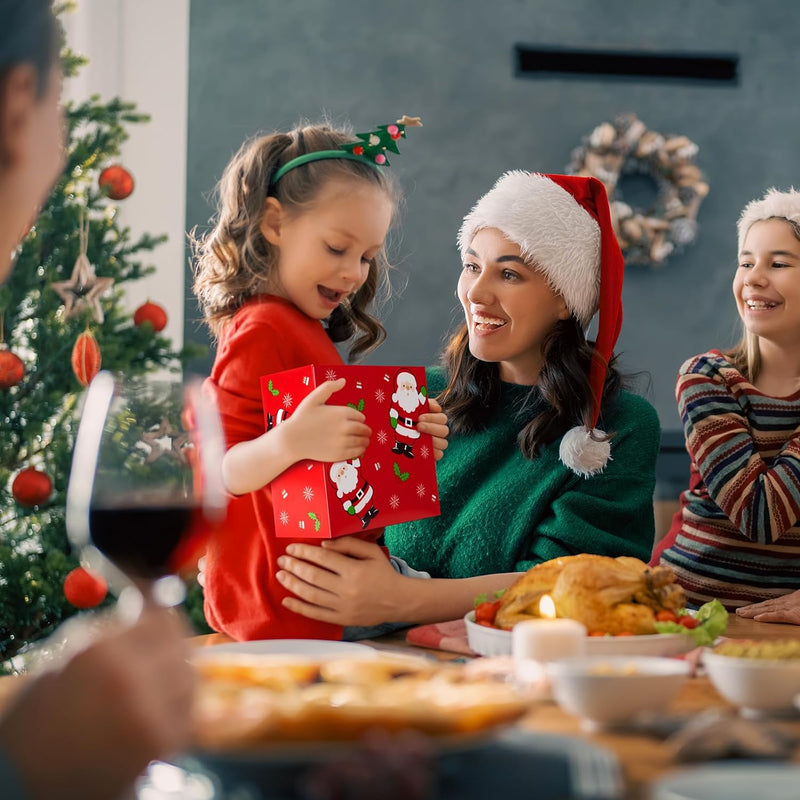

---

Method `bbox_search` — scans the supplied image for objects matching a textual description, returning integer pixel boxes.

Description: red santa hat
[457,171,625,477]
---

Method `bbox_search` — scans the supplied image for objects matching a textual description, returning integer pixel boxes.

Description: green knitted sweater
[383,367,661,578]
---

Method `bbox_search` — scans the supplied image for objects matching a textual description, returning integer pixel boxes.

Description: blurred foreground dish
[192,653,531,750]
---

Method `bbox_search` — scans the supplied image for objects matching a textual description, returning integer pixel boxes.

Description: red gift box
[261,364,441,538]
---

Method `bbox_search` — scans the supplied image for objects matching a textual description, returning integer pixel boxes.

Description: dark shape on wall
[515,46,739,84]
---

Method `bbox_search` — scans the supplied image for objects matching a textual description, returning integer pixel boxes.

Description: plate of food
[194,638,377,658]
[464,554,728,658]
[191,650,533,752]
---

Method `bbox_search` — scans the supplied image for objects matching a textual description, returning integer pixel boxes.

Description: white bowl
[546,655,690,730]
[703,650,800,717]
[464,611,695,658]
[652,763,800,800]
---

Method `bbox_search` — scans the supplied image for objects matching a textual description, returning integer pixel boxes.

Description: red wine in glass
[88,502,199,581]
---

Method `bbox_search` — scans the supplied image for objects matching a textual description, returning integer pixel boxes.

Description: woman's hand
[736,590,800,624]
[276,537,405,626]
[418,397,449,461]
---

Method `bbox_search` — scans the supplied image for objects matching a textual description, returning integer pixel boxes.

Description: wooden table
[3,616,798,798]
[191,615,800,799]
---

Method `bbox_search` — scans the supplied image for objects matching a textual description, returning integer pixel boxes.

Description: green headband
[270,115,422,186]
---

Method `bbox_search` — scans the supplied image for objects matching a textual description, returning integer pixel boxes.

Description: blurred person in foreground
[0,2,195,798]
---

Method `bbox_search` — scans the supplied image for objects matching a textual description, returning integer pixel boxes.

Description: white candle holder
[512,618,587,693]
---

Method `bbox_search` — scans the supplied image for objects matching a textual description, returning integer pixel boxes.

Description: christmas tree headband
[270,115,422,186]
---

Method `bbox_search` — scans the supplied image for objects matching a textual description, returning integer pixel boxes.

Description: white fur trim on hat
[737,187,800,255]
[559,426,611,477]
[457,171,601,327]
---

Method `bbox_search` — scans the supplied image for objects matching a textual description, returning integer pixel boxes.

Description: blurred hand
[417,397,448,461]
[286,378,372,463]
[736,590,800,625]
[0,604,195,800]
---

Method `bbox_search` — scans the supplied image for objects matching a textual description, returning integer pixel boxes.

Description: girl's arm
[223,378,372,495]
[276,537,517,626]
[735,590,800,624]
[679,354,800,543]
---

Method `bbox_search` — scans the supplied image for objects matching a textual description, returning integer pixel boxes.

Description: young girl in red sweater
[192,118,447,641]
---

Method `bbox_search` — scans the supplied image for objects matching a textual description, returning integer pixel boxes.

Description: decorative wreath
[568,113,708,267]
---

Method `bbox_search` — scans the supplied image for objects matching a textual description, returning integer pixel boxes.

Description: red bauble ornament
[12,467,52,507]
[133,300,168,332]
[63,566,108,609]
[0,343,24,389]
[71,330,102,386]
[98,164,134,200]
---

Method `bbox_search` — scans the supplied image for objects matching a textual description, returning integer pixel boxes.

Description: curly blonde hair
[192,121,400,361]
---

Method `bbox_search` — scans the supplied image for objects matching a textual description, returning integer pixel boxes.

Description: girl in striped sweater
[654,188,800,611]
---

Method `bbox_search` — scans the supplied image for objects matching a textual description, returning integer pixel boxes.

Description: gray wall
[185,0,800,438]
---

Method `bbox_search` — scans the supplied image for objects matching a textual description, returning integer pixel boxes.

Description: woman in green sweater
[275,171,661,627]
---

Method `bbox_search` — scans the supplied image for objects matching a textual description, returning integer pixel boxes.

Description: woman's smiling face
[458,227,571,385]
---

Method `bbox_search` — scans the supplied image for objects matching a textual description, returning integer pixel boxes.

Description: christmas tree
[0,18,205,667]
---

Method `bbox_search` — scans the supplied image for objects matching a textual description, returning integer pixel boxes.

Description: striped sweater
[658,350,800,608]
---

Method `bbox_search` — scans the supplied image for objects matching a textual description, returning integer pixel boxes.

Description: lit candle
[512,594,587,666]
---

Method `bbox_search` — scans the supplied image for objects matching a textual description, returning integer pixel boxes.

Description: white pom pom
[559,426,611,477]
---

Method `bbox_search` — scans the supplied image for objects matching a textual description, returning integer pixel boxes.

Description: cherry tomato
[656,609,679,623]
[678,615,699,629]
[474,599,502,626]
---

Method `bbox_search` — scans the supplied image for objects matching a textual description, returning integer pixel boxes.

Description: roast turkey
[494,554,685,635]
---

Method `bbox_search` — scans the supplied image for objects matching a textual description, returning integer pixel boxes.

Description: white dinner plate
[464,611,695,658]
[652,763,800,800]
[194,638,378,658]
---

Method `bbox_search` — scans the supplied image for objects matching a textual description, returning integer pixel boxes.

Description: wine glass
[66,371,227,606]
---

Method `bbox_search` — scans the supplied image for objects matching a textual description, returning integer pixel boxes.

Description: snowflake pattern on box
[261,365,440,538]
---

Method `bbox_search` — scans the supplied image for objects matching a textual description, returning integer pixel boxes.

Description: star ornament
[51,252,114,323]
[396,115,422,127]
[140,417,190,463]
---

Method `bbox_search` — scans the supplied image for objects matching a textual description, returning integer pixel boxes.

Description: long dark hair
[437,316,622,459]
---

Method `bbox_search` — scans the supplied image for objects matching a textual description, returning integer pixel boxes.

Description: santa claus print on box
[261,365,440,538]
